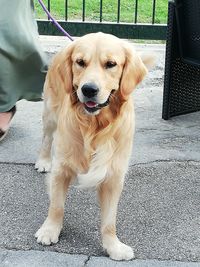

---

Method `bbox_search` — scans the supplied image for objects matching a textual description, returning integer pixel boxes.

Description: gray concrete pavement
[0,36,200,266]
[1,162,200,262]
[1,251,200,267]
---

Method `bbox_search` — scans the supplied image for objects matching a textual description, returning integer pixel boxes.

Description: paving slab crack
[0,251,8,265]
[0,161,34,167]
[129,159,200,167]
[84,255,91,266]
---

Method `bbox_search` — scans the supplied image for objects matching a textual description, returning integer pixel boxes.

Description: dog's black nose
[81,83,99,98]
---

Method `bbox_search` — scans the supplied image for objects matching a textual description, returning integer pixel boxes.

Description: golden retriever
[35,32,151,260]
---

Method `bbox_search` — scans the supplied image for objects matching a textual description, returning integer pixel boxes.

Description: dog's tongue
[85,101,97,108]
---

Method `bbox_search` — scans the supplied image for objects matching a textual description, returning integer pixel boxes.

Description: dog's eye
[105,61,117,69]
[76,59,86,67]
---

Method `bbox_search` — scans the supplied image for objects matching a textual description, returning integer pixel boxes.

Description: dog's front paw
[35,221,61,245]
[104,241,134,261]
[35,158,51,173]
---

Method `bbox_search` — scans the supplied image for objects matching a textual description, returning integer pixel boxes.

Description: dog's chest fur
[52,97,135,188]
[55,114,128,188]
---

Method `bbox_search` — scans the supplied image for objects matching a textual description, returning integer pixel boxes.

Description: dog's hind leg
[35,162,74,245]
[98,173,134,261]
[35,103,56,173]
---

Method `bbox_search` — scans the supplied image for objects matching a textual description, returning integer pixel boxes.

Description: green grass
[34,0,167,24]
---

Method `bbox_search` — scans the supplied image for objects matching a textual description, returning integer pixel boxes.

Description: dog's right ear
[52,42,75,94]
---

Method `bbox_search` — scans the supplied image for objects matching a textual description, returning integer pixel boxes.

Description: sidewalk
[0,36,200,267]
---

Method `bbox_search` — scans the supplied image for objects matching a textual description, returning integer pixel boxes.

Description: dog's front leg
[35,105,56,173]
[35,162,74,245]
[98,174,134,261]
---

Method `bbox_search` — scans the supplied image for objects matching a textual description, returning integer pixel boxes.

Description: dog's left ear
[120,43,149,100]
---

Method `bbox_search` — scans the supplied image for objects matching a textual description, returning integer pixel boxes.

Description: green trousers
[0,0,48,112]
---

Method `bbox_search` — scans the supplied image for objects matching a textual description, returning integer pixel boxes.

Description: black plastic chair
[162,0,200,120]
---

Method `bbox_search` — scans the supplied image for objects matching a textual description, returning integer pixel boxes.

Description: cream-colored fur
[35,32,150,261]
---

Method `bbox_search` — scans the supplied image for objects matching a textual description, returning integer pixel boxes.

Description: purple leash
[38,0,74,41]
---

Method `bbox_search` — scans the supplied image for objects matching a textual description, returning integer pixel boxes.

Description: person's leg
[0,0,47,141]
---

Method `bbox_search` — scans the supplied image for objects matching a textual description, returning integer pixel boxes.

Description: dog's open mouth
[83,91,114,113]
[84,100,107,113]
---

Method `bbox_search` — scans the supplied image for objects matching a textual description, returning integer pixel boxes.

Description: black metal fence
[35,0,167,40]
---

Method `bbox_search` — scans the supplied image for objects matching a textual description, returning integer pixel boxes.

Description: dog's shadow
[53,187,104,255]
[59,221,104,255]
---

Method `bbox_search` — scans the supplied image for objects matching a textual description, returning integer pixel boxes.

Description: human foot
[0,106,16,141]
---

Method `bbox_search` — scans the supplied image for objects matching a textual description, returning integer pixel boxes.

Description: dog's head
[57,32,151,115]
